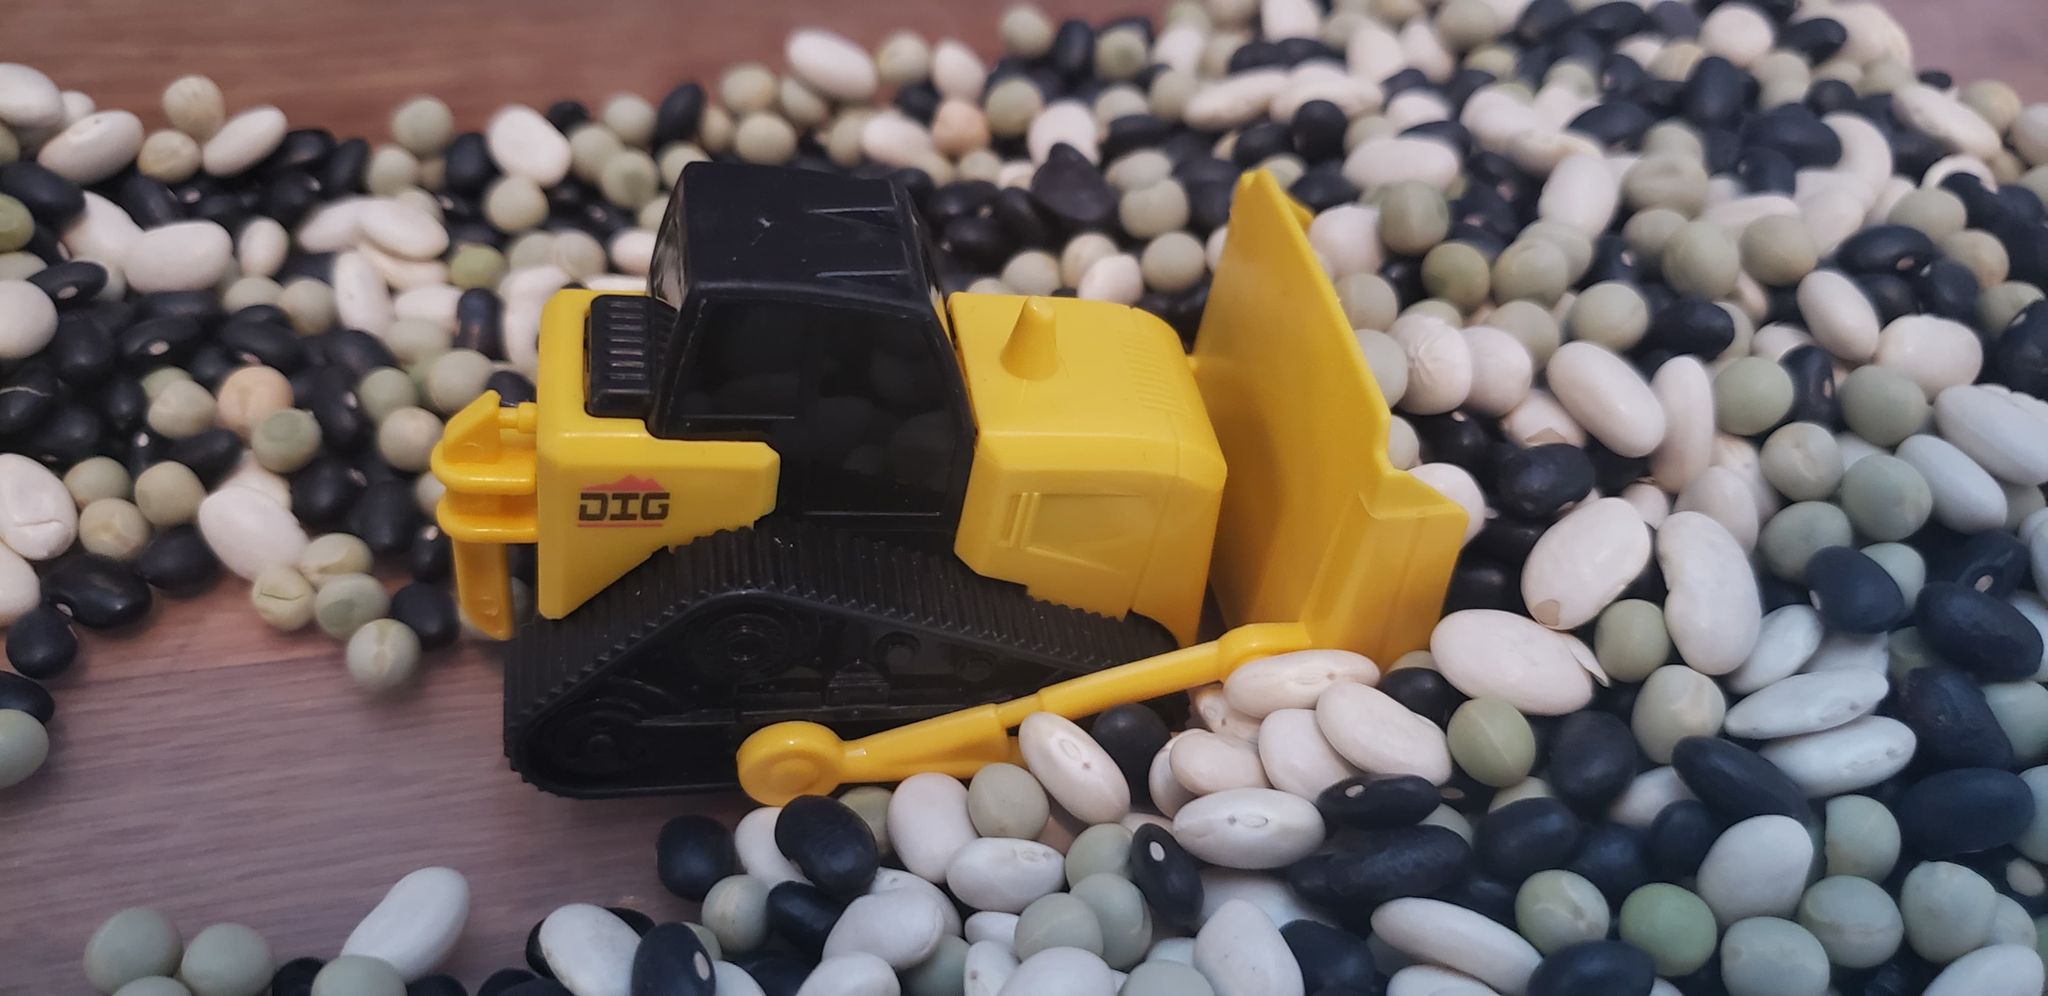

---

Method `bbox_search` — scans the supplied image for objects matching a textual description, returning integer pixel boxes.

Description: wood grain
[0,0,2044,991]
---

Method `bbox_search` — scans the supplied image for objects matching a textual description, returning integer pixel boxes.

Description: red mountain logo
[578,476,671,526]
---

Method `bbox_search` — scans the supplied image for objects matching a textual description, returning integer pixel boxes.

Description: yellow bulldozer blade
[733,168,1469,804]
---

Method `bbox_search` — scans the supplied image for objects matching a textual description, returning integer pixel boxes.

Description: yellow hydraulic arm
[735,170,1469,805]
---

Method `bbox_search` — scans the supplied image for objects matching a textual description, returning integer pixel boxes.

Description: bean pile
[19,0,2048,991]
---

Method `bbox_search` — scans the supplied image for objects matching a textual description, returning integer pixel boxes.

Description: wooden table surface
[2,0,2045,991]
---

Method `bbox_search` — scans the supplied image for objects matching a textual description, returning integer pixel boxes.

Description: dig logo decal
[578,475,671,528]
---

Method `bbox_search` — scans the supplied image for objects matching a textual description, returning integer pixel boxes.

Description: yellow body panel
[433,290,779,638]
[738,171,1468,804]
[949,294,1225,647]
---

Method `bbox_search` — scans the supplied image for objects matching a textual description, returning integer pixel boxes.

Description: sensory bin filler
[430,163,1467,802]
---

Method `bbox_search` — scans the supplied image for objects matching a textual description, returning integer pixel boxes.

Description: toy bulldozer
[431,162,1465,803]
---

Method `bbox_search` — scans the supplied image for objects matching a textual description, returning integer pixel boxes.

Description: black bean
[1642,297,1735,358]
[1584,439,1650,496]
[1565,823,1649,905]
[217,318,308,372]
[318,329,401,380]
[1080,703,1168,810]
[765,881,842,956]
[1896,768,2036,858]
[1293,824,1472,911]
[652,83,707,149]
[116,174,185,229]
[1895,666,2017,771]
[1432,872,1518,925]
[1130,823,1204,930]
[96,377,146,434]
[891,81,939,124]
[0,361,60,435]
[473,969,536,996]
[305,375,369,452]
[1545,711,1639,814]
[0,668,54,724]
[1804,546,1907,633]
[27,260,107,307]
[1529,941,1658,996]
[1049,18,1094,78]
[1680,57,1747,128]
[1445,557,1519,614]
[1928,531,2030,598]
[1778,345,1838,426]
[1670,736,1810,823]
[1915,258,1980,325]
[2005,221,2048,289]
[2002,185,2047,228]
[1490,444,1595,519]
[602,906,653,937]
[181,344,237,392]
[259,129,333,178]
[120,431,172,477]
[29,404,105,466]
[1226,40,1287,73]
[0,161,84,225]
[270,956,325,996]
[1806,78,1859,116]
[116,315,202,368]
[1599,54,1648,103]
[485,370,533,407]
[628,922,714,996]
[404,976,465,996]
[1281,920,1375,993]
[1856,955,1939,996]
[1476,798,1583,883]
[1838,224,1939,276]
[1179,179,1231,236]
[134,525,222,597]
[1378,667,1465,727]
[1647,799,1721,881]
[928,182,1001,229]
[1315,777,1440,836]
[51,311,116,386]
[1743,104,1842,167]
[407,526,452,584]
[44,554,152,630]
[442,133,497,196]
[290,457,368,529]
[982,187,1050,251]
[1855,272,1916,325]
[654,814,733,901]
[1735,145,1797,195]
[500,981,571,996]
[5,605,78,681]
[1413,411,1497,477]
[389,583,459,651]
[1915,581,2044,681]
[1569,101,1656,149]
[941,215,1014,271]
[1029,144,1116,231]
[543,100,589,132]
[344,480,418,555]
[1232,121,1292,168]
[774,795,879,899]
[522,919,553,977]
[1283,99,1349,163]
[1514,0,1574,43]
[161,429,239,489]
[1779,16,1847,60]
[1473,514,1547,568]
[315,136,368,196]
[729,954,808,996]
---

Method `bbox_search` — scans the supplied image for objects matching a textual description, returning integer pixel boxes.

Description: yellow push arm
[736,621,1312,804]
